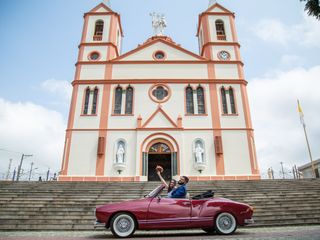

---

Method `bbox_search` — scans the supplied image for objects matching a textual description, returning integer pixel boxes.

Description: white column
[193,91,199,114]
[121,92,126,114]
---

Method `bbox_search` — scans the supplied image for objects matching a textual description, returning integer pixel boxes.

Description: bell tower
[77,1,123,65]
[197,2,240,63]
[60,1,123,177]
[197,2,260,177]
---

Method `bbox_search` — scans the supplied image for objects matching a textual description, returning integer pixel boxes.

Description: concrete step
[0,179,319,230]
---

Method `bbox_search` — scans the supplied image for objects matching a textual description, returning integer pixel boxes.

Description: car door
[146,197,191,229]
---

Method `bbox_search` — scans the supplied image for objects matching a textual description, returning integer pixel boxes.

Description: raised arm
[156,171,168,188]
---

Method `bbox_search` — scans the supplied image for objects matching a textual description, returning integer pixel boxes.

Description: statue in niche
[194,142,204,164]
[150,12,167,36]
[116,143,125,164]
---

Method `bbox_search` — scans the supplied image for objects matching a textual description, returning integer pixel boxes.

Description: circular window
[89,52,100,61]
[153,51,166,60]
[149,84,171,103]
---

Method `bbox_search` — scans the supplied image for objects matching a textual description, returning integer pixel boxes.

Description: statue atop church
[150,12,167,36]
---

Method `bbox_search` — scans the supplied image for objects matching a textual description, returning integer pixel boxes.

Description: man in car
[169,176,189,198]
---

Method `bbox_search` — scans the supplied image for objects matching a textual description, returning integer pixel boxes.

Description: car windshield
[146,185,164,198]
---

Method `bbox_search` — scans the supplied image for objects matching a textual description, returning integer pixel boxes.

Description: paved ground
[0,225,320,240]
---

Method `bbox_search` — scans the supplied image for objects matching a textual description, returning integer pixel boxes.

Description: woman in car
[156,165,177,196]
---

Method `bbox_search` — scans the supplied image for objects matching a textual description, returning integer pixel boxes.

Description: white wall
[68,131,99,175]
[222,130,251,175]
[120,42,198,61]
[80,65,105,80]
[112,64,208,79]
[215,64,239,79]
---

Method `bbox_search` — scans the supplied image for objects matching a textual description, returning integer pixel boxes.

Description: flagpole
[297,100,316,178]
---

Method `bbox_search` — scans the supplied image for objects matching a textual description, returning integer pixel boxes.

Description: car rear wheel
[202,227,215,234]
[215,212,237,235]
[110,213,136,238]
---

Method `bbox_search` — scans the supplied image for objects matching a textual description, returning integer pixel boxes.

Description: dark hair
[182,176,189,183]
[168,179,177,193]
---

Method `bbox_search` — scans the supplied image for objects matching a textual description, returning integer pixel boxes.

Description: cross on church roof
[209,0,217,7]
[103,0,111,7]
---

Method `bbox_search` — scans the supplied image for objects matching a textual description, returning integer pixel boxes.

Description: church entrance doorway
[148,143,171,181]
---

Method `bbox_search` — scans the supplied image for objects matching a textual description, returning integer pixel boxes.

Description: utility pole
[280,162,285,179]
[16,154,33,181]
[5,159,13,180]
[28,162,34,181]
[12,168,16,182]
[46,168,50,181]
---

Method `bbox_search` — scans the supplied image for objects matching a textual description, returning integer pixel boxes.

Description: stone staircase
[0,179,319,230]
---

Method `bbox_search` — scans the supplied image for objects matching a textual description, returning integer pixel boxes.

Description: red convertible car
[94,185,254,238]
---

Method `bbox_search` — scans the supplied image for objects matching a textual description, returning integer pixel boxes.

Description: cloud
[280,54,304,68]
[41,79,72,101]
[252,19,290,45]
[0,98,66,180]
[248,65,320,178]
[251,13,320,48]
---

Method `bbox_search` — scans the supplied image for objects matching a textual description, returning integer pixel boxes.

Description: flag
[297,100,305,126]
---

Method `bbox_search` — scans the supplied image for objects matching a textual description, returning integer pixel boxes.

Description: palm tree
[301,0,320,19]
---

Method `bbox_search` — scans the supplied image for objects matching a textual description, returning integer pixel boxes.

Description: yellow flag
[297,100,305,126]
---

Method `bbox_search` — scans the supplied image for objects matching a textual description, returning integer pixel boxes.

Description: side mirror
[157,195,161,202]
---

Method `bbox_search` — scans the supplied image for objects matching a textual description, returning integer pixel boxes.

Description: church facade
[59,2,260,182]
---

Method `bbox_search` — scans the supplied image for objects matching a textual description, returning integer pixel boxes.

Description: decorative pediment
[206,3,233,14]
[89,3,113,13]
[113,37,207,62]
[138,106,182,129]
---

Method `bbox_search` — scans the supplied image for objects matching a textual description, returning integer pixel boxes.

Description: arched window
[197,86,205,114]
[221,87,228,114]
[94,20,104,41]
[229,87,236,114]
[91,88,98,115]
[149,143,171,153]
[186,86,194,114]
[114,86,122,114]
[83,88,90,115]
[125,86,133,114]
[215,20,226,40]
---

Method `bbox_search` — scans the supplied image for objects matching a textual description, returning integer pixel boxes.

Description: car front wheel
[215,212,237,235]
[110,213,136,238]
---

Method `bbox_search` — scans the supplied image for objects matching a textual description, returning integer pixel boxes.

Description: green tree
[301,0,320,19]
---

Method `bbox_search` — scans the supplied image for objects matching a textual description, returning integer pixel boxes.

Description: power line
[0,148,23,155]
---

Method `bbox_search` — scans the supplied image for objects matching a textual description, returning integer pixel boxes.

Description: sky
[0,0,319,180]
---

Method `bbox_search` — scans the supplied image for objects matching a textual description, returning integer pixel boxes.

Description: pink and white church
[59,1,260,182]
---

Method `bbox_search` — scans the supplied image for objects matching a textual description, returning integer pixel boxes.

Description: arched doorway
[148,142,172,181]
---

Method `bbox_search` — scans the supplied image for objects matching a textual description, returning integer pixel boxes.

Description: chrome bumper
[94,220,106,229]
[244,218,254,224]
